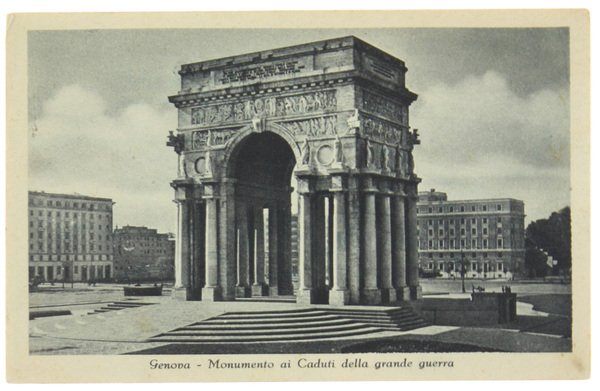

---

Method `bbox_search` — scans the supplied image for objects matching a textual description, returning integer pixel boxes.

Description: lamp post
[460,250,467,293]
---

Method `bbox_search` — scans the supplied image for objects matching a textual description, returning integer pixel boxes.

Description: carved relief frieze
[191,127,241,150]
[361,115,404,145]
[278,115,337,137]
[361,90,405,124]
[190,90,336,126]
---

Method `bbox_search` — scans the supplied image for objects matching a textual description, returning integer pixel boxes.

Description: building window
[497,238,503,248]
[460,228,466,236]
[497,204,502,211]
[450,239,455,248]
[483,205,487,211]
[428,240,433,249]
[449,228,455,236]
[460,206,465,212]
[428,229,433,237]
[471,218,476,224]
[483,218,488,224]
[461,218,465,225]
[471,263,477,271]
[483,228,488,235]
[460,239,465,248]
[438,229,444,236]
[449,206,454,212]
[471,206,476,212]
[428,219,433,226]
[483,239,488,248]
[428,207,433,213]
[498,263,503,271]
[471,228,477,235]
[438,207,443,213]
[439,240,444,248]
[471,239,477,248]
[497,228,502,235]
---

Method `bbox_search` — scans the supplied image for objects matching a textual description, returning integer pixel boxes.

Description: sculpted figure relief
[365,139,375,168]
[300,139,311,166]
[278,115,337,137]
[381,145,390,172]
[191,90,336,126]
[361,116,402,145]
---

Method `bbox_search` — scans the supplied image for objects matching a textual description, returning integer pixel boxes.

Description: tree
[525,207,571,276]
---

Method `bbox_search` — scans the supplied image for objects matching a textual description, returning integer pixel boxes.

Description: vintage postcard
[6,10,590,382]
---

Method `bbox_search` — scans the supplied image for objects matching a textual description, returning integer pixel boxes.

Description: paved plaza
[28,280,572,355]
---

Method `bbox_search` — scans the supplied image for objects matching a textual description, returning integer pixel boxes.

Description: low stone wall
[417,292,517,326]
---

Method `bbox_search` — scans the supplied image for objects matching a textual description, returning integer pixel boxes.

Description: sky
[27,28,570,233]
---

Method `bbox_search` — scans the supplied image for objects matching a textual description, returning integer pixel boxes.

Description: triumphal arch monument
[167,36,422,306]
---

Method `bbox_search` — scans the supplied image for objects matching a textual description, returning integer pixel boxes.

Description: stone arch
[223,122,302,179]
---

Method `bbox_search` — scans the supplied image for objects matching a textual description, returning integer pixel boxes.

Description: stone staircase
[88,301,155,315]
[148,307,429,343]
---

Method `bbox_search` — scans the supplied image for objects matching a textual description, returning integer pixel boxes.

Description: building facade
[416,189,525,280]
[113,226,175,282]
[28,191,114,283]
[167,36,422,305]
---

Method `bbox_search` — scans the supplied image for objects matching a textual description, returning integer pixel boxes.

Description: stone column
[406,194,422,299]
[362,190,381,304]
[172,200,190,300]
[202,196,221,301]
[252,205,267,296]
[267,205,279,296]
[347,185,361,304]
[296,192,315,304]
[392,193,410,301]
[379,193,395,304]
[236,204,251,297]
[329,191,349,305]
[278,203,294,295]
[312,194,328,303]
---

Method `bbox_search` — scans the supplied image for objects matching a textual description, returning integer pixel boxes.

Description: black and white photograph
[6,9,590,382]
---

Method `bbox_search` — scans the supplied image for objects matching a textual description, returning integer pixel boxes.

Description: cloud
[29,85,177,232]
[411,71,570,222]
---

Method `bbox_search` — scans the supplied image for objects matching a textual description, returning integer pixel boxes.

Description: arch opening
[228,131,297,298]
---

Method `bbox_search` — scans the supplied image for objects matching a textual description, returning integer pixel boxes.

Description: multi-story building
[416,189,525,280]
[112,226,175,282]
[28,191,114,283]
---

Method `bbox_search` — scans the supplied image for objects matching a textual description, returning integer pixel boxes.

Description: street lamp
[460,250,467,293]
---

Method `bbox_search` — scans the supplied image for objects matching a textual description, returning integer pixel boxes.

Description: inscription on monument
[219,61,305,84]
[191,90,337,126]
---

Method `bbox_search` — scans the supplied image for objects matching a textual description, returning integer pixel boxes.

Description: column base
[396,286,411,301]
[348,288,361,305]
[220,285,237,301]
[328,289,350,306]
[267,286,279,296]
[251,283,269,296]
[201,286,222,302]
[235,286,252,298]
[296,288,328,305]
[170,287,189,301]
[410,285,423,300]
[380,288,397,304]
[360,288,382,305]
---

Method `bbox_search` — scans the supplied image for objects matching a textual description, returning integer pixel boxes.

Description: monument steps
[161,322,368,337]
[183,318,353,330]
[149,306,429,343]
[89,301,155,315]
[149,327,383,343]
